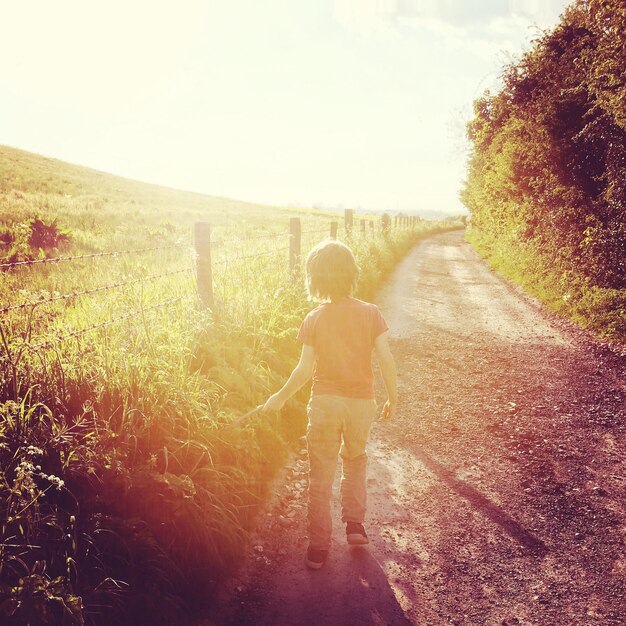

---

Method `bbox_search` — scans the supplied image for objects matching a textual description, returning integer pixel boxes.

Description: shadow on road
[300,546,412,626]
[412,448,548,557]
[227,518,413,626]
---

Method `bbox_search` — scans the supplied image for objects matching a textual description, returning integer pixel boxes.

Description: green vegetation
[1,146,462,625]
[462,0,626,348]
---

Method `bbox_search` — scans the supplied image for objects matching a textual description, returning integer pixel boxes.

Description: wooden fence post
[330,221,338,239]
[194,222,214,310]
[345,209,353,237]
[289,217,301,272]
[381,213,391,236]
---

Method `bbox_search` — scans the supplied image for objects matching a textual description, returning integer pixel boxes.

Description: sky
[1,0,571,215]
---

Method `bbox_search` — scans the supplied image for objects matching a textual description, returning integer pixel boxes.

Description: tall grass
[1,145,463,625]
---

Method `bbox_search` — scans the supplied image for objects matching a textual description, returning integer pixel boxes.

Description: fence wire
[28,293,194,351]
[214,231,290,245]
[1,267,194,315]
[0,242,188,270]
[212,246,290,266]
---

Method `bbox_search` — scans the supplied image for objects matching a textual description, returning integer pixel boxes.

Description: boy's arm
[262,344,315,412]
[374,331,397,420]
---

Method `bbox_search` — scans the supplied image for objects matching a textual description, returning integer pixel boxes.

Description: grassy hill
[0,144,292,216]
[0,144,315,255]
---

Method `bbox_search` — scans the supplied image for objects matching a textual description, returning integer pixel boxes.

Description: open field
[0,146,462,625]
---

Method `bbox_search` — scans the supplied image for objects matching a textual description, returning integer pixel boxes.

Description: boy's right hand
[380,400,396,420]
[261,393,285,413]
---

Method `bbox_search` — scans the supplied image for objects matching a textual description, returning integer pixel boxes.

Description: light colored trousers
[306,394,378,550]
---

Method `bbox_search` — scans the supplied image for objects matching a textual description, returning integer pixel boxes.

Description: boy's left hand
[379,400,397,420]
[261,393,285,413]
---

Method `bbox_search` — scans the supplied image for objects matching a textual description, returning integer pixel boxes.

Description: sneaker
[346,522,369,545]
[305,545,328,570]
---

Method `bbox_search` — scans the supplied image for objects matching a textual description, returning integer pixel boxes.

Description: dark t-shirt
[296,297,388,399]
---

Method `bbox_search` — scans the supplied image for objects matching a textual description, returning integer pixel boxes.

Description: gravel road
[207,229,626,626]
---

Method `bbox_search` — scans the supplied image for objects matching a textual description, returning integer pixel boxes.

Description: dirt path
[206,230,626,626]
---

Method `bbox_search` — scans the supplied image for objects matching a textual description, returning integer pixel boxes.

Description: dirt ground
[204,230,626,626]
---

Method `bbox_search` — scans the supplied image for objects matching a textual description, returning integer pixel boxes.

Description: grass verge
[466,228,626,352]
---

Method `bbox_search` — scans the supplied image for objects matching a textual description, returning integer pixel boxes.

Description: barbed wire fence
[0,209,421,398]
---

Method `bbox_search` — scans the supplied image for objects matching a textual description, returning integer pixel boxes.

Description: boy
[262,239,397,570]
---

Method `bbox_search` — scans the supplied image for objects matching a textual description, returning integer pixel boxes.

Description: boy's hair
[305,239,359,303]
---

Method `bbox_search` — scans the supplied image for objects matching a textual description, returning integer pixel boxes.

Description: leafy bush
[0,393,119,626]
[28,216,71,251]
[1,215,71,265]
[463,0,626,346]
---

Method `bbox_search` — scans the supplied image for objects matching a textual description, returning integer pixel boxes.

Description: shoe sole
[305,558,325,570]
[347,534,369,545]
